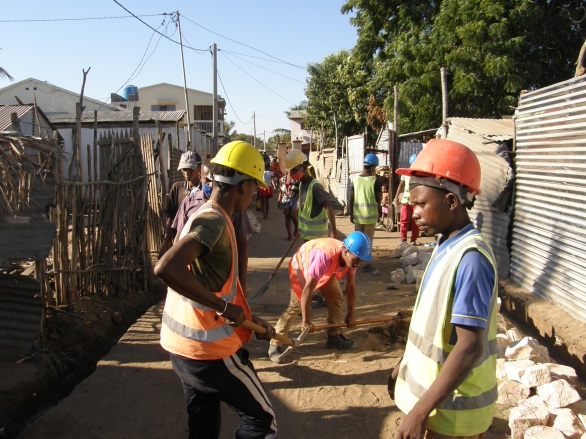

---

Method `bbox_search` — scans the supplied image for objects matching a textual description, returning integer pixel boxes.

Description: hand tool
[309,316,410,333]
[248,233,300,303]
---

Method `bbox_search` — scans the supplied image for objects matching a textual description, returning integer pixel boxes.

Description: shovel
[241,319,312,350]
[248,233,300,303]
[309,316,410,333]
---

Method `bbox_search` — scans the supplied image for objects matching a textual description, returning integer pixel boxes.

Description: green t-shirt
[186,212,231,293]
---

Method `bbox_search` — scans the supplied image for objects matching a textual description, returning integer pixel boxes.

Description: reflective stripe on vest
[352,175,378,224]
[298,179,328,239]
[394,228,498,436]
[289,238,346,300]
[160,200,252,360]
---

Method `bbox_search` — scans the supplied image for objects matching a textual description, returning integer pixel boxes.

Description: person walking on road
[160,151,202,257]
[349,153,382,272]
[286,150,337,242]
[267,231,373,363]
[394,153,420,246]
[277,174,299,240]
[155,141,278,439]
[387,139,498,439]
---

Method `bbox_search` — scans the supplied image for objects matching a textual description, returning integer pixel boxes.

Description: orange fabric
[160,201,252,360]
[289,238,346,301]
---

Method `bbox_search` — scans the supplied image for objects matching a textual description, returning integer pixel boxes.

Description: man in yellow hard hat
[155,141,278,438]
[388,139,498,439]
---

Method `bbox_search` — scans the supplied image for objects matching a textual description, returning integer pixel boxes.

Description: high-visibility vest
[298,179,328,240]
[352,175,378,224]
[160,200,252,361]
[394,228,498,436]
[289,238,347,300]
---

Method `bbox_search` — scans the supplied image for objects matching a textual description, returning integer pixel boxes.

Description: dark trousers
[170,349,277,439]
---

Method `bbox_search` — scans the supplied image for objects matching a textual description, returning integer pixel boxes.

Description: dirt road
[18,197,504,438]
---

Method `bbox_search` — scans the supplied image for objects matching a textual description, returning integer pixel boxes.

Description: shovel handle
[241,320,296,346]
[309,316,403,333]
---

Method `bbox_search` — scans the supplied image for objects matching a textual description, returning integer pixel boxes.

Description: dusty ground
[2,196,538,438]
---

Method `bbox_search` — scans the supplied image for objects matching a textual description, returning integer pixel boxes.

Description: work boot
[268,345,285,363]
[326,334,356,350]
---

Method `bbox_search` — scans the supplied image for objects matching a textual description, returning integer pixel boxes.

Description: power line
[0,14,165,23]
[111,2,208,53]
[219,49,305,84]
[216,69,253,125]
[220,51,297,107]
[180,14,305,70]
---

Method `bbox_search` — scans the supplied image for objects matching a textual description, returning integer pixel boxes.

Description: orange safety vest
[160,200,252,360]
[289,238,347,300]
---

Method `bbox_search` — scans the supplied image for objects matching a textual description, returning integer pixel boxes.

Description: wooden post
[575,41,586,78]
[390,85,400,231]
[441,66,449,125]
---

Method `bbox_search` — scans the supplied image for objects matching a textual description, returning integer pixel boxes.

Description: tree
[0,68,13,81]
[223,120,236,143]
[284,102,308,119]
[342,0,586,133]
[305,50,373,148]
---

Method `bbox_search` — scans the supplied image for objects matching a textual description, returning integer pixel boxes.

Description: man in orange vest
[267,231,373,363]
[155,141,277,439]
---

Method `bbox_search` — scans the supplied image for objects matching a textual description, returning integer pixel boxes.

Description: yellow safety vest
[352,175,378,224]
[394,228,498,436]
[160,200,252,361]
[298,179,328,240]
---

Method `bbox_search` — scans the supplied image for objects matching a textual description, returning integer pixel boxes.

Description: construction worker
[170,163,254,293]
[267,231,373,363]
[388,139,498,439]
[160,151,203,257]
[394,153,420,246]
[155,141,277,439]
[349,153,382,272]
[286,150,337,241]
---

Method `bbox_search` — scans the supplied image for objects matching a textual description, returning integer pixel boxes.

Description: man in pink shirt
[268,232,373,362]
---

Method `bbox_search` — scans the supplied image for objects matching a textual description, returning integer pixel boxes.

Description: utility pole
[263,130,266,152]
[212,43,218,152]
[177,11,191,149]
[253,111,257,149]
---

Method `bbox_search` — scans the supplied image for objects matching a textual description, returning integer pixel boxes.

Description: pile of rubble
[389,241,434,287]
[389,242,586,438]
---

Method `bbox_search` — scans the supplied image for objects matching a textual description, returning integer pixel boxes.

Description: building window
[194,105,213,120]
[151,104,176,111]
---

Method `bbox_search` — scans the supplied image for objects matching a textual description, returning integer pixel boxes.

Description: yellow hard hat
[285,150,307,170]
[210,141,267,188]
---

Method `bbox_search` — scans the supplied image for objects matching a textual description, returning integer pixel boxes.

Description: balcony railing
[193,120,224,136]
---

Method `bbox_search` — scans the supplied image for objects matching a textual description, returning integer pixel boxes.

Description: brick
[390,269,406,284]
[497,358,508,382]
[498,379,531,406]
[521,364,552,388]
[507,328,523,342]
[537,379,581,409]
[401,252,420,267]
[542,363,578,384]
[497,333,512,347]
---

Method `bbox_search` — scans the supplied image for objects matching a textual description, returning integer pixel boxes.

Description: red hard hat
[396,139,481,194]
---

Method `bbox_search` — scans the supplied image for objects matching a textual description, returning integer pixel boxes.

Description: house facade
[111,82,226,149]
[289,110,313,151]
[0,78,119,114]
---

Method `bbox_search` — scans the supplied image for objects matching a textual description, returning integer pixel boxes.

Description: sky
[0,0,358,140]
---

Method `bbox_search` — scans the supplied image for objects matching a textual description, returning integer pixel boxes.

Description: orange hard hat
[396,139,481,194]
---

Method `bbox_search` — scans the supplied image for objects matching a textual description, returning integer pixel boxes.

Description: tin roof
[447,117,514,142]
[289,110,306,119]
[0,105,34,131]
[48,110,186,125]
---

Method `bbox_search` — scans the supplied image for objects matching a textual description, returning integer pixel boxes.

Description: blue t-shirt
[420,224,495,330]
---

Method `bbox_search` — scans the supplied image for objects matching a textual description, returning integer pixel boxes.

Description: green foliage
[341,0,586,133]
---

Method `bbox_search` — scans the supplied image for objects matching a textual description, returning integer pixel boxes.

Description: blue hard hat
[409,153,418,164]
[363,153,379,167]
[343,231,373,261]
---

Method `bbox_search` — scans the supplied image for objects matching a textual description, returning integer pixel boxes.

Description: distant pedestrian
[349,153,382,272]
[378,184,390,229]
[268,232,374,363]
[394,153,420,246]
[155,141,278,439]
[258,164,276,219]
[278,174,299,240]
[160,151,202,257]
[388,139,498,439]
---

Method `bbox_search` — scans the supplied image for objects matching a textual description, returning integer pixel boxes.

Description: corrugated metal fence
[511,74,586,323]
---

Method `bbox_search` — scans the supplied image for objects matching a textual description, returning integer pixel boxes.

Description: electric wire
[0,14,165,22]
[180,14,305,70]
[220,51,297,107]
[216,69,253,126]
[218,49,304,84]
